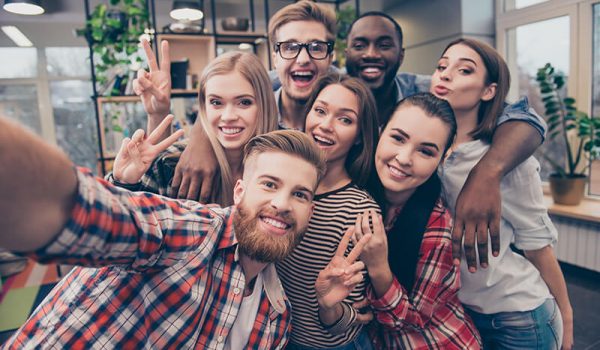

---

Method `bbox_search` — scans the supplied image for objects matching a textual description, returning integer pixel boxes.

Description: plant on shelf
[86,0,151,95]
[536,63,600,205]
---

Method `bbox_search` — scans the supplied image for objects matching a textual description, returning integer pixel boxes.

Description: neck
[384,187,415,211]
[317,158,351,194]
[280,91,307,130]
[239,252,268,284]
[225,148,244,181]
[453,107,480,145]
[373,82,398,126]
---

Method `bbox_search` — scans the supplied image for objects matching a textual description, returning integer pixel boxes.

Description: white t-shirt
[439,140,555,314]
[224,273,264,349]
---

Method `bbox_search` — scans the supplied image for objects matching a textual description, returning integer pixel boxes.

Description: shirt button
[233,287,241,295]
[217,336,224,343]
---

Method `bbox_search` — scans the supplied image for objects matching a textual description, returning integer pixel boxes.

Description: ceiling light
[170,0,203,21]
[3,0,45,15]
[2,26,33,47]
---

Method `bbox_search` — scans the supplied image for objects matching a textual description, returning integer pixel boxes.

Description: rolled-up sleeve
[497,97,547,141]
[501,157,558,250]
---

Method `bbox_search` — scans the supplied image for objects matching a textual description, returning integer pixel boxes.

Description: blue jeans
[466,298,563,350]
[285,329,373,350]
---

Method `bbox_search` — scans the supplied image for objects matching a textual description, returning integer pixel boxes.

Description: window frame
[496,0,600,198]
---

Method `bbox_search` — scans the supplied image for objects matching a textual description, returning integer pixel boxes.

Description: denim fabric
[466,298,563,350]
[285,329,373,350]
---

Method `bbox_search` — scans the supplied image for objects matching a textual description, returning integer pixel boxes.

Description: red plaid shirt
[3,168,290,349]
[368,201,481,349]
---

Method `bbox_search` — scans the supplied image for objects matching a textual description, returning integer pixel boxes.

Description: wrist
[367,263,392,281]
[471,161,503,181]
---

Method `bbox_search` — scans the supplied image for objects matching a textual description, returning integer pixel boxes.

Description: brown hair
[442,38,510,142]
[303,72,379,187]
[196,51,278,205]
[243,130,327,185]
[268,0,337,48]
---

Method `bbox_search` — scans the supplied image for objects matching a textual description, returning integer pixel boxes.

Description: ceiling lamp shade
[3,0,44,15]
[170,0,203,22]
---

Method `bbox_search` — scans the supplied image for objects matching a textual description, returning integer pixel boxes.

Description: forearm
[147,113,171,142]
[524,246,573,322]
[479,121,542,177]
[0,118,78,252]
[368,264,394,299]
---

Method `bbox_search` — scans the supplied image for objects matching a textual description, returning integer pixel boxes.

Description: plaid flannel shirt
[3,168,290,349]
[368,201,481,350]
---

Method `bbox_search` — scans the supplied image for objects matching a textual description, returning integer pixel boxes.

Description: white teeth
[221,127,242,135]
[389,165,409,178]
[313,134,334,145]
[262,217,288,229]
[363,67,381,73]
[292,71,313,77]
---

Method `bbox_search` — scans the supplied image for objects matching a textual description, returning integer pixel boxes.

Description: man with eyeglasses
[268,1,337,130]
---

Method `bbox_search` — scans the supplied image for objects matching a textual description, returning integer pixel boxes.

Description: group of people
[0,1,573,349]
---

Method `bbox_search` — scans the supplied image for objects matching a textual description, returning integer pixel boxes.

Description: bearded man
[0,124,328,349]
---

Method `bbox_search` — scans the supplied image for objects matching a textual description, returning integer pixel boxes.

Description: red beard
[233,202,306,263]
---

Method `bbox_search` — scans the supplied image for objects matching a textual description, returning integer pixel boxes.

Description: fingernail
[453,258,461,266]
[481,263,488,268]
[469,267,476,273]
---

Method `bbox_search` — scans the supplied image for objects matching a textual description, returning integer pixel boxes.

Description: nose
[220,104,238,122]
[318,115,334,132]
[364,43,381,59]
[296,46,311,65]
[394,147,412,166]
[270,191,292,213]
[439,69,451,82]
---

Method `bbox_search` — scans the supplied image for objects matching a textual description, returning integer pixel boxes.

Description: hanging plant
[86,0,150,93]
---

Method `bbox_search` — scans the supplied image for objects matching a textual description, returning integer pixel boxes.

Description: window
[0,48,37,79]
[0,84,41,133]
[498,0,600,197]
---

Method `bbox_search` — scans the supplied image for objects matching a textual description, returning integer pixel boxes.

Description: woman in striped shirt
[317,93,481,349]
[276,72,381,350]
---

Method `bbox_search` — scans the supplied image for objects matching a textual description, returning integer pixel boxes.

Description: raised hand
[113,115,184,184]
[133,39,171,121]
[354,209,388,270]
[315,226,371,310]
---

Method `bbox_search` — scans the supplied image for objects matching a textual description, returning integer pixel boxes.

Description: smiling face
[273,20,333,102]
[345,15,403,92]
[305,84,360,165]
[233,151,317,263]
[430,43,496,113]
[205,72,258,152]
[375,104,450,204]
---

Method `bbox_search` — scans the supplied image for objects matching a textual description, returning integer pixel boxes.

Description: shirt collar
[223,206,288,314]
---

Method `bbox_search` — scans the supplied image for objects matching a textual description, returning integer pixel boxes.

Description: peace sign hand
[353,209,388,270]
[133,39,171,119]
[113,115,184,184]
[315,227,371,310]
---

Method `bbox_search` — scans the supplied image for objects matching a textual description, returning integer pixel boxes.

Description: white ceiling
[0,0,403,47]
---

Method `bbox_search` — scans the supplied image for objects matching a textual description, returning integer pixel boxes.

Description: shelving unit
[87,0,361,175]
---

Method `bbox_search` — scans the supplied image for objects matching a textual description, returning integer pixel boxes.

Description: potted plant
[536,63,600,205]
[86,0,150,95]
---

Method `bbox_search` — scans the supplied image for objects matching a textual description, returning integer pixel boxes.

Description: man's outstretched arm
[453,120,542,271]
[0,117,78,252]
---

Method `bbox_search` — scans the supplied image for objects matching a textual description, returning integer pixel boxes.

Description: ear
[272,50,278,69]
[233,179,245,205]
[398,47,405,67]
[481,82,497,102]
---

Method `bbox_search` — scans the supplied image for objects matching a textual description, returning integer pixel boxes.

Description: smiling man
[268,0,337,130]
[0,121,327,349]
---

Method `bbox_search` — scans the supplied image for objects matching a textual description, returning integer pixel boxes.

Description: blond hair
[197,51,278,205]
[244,130,327,185]
[268,0,337,48]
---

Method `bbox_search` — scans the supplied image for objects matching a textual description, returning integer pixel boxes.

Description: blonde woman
[109,50,278,206]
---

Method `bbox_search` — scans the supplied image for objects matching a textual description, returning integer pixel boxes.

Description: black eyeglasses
[275,41,334,60]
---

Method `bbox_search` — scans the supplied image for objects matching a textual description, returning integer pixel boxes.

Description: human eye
[239,98,254,107]
[313,106,326,115]
[378,41,394,50]
[293,191,310,201]
[281,42,299,54]
[351,41,366,50]
[391,134,405,143]
[436,63,447,72]
[458,66,473,75]
[261,180,276,190]
[339,116,353,125]
[209,98,222,106]
[310,42,327,53]
[419,147,436,157]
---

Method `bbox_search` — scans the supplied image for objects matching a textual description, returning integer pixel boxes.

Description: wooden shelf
[96,95,140,103]
[544,194,600,224]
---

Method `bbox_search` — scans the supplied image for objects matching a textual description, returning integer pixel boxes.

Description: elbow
[523,244,553,261]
